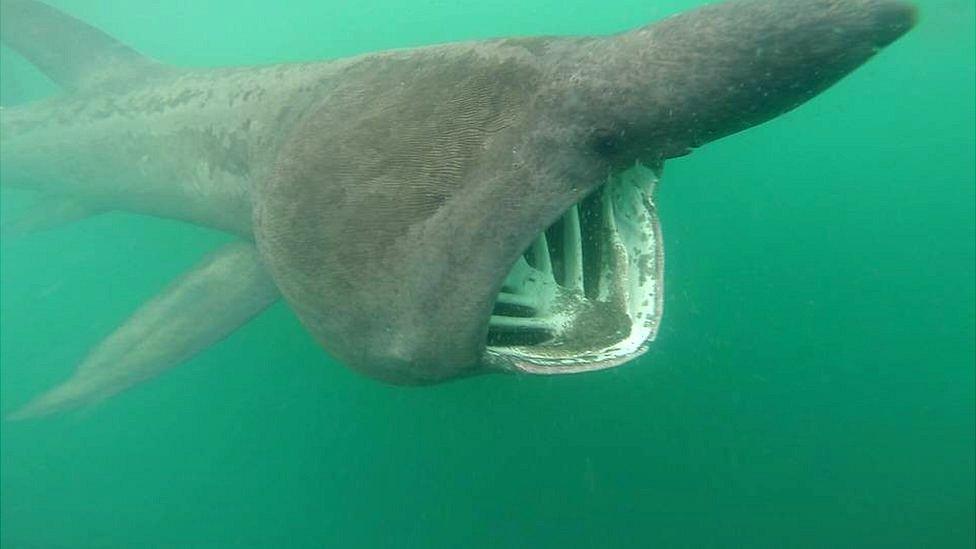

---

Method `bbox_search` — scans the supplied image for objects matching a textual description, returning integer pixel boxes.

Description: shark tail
[6,242,280,421]
[0,0,173,90]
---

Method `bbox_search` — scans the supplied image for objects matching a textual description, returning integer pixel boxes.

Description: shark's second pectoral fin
[0,195,106,239]
[6,241,280,420]
[0,0,174,91]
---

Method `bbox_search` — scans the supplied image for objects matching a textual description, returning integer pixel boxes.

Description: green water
[1,1,973,547]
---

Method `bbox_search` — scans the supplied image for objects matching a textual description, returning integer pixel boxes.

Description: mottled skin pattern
[0,0,915,416]
[2,64,345,235]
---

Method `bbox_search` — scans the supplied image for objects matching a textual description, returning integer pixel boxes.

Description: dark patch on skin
[194,125,252,178]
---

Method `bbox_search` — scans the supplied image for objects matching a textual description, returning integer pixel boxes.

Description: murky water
[1,1,973,547]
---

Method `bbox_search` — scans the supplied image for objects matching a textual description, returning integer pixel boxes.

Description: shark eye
[590,128,620,155]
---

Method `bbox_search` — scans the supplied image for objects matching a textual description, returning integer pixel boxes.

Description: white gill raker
[485,163,662,371]
[488,315,552,332]
[597,182,615,300]
[495,292,538,310]
[530,231,553,278]
[562,204,584,292]
[600,181,629,306]
[620,176,649,317]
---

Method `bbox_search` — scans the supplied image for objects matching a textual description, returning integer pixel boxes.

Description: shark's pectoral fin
[0,195,106,239]
[0,0,175,90]
[6,241,280,420]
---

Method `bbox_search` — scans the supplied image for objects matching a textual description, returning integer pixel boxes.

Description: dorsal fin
[0,0,171,90]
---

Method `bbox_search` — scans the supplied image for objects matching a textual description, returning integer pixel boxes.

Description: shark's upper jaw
[477,0,919,377]
[483,163,663,374]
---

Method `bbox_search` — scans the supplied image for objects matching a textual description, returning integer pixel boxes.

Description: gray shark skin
[0,0,915,418]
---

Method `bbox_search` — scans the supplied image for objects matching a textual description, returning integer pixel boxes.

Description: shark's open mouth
[484,163,663,374]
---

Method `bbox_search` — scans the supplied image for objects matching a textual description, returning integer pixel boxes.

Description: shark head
[253,0,916,385]
[546,0,917,164]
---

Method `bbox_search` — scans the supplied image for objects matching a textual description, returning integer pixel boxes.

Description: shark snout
[869,1,918,48]
[603,0,920,153]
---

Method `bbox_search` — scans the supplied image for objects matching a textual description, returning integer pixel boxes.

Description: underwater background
[0,0,973,547]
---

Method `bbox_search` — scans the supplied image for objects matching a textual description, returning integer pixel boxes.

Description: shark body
[0,0,916,418]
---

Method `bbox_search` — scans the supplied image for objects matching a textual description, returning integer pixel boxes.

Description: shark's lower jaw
[483,163,664,375]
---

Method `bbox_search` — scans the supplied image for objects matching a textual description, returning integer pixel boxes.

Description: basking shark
[0,0,915,418]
